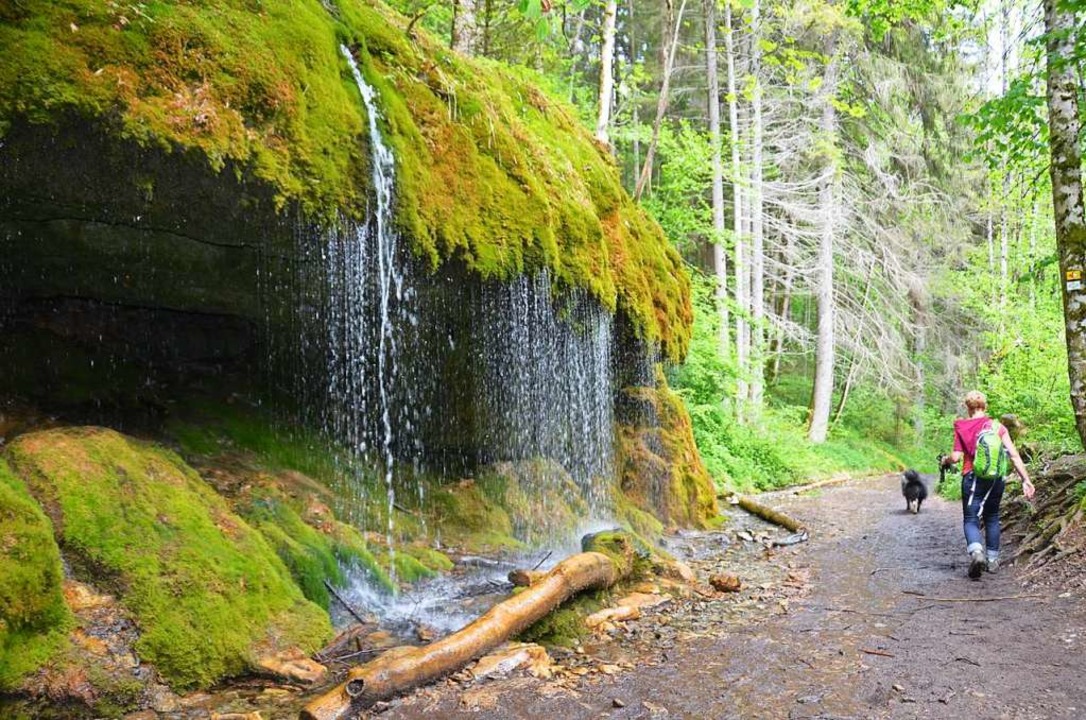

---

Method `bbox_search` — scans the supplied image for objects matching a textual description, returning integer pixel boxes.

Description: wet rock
[210,713,262,720]
[656,559,697,583]
[62,580,113,611]
[617,592,669,609]
[586,606,640,628]
[365,630,399,649]
[146,684,182,713]
[256,648,327,685]
[470,642,553,680]
[709,573,742,592]
[613,698,626,708]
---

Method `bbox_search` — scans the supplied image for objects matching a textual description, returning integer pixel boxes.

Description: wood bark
[725,0,749,411]
[726,494,807,533]
[808,47,838,444]
[452,0,480,54]
[705,0,730,360]
[634,0,688,200]
[1045,0,1086,449]
[595,0,619,144]
[749,0,765,410]
[301,551,630,719]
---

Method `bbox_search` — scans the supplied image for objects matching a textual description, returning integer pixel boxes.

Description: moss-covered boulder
[4,427,332,690]
[0,459,71,691]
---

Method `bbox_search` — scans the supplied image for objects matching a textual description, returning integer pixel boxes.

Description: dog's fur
[902,469,928,514]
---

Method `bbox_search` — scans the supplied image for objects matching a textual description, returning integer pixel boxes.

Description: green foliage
[0,459,71,690]
[670,271,942,492]
[5,428,332,690]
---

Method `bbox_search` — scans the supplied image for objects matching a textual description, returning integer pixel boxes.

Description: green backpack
[973,422,1010,481]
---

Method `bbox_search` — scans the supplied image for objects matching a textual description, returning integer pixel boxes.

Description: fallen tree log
[725,494,807,534]
[300,533,636,720]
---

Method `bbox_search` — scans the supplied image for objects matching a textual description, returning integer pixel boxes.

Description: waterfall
[290,47,618,570]
[332,45,418,565]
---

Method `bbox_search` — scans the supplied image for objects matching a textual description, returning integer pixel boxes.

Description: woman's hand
[1022,477,1036,500]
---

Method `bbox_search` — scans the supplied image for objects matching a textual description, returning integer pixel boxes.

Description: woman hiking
[941,391,1035,579]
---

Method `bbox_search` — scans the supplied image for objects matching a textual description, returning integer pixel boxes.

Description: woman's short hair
[964,390,987,412]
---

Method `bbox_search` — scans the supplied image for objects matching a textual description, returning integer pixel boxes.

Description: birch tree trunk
[452,0,480,54]
[1044,0,1086,449]
[705,0,730,360]
[748,0,765,410]
[596,0,619,144]
[725,0,749,412]
[635,0,688,200]
[808,51,838,444]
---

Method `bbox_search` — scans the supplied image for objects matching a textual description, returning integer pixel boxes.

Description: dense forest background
[386,0,1081,490]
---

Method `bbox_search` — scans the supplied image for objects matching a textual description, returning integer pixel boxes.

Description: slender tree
[1044,0,1086,448]
[749,0,765,410]
[705,0,731,360]
[809,42,838,444]
[635,0,689,200]
[725,0,749,410]
[596,0,619,145]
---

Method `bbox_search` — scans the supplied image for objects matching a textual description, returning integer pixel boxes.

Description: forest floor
[360,474,1086,720]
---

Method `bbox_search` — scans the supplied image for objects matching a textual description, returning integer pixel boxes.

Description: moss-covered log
[301,534,636,719]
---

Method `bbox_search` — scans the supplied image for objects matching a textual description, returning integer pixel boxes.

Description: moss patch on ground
[4,427,332,690]
[0,0,692,359]
[0,459,71,691]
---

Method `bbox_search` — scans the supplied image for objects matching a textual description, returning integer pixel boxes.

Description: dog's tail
[904,468,920,484]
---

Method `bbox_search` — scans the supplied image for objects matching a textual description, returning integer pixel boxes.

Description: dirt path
[374,475,1086,720]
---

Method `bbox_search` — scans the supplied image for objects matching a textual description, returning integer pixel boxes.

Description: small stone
[892,684,904,692]
[709,573,742,593]
[256,648,326,685]
[613,698,626,708]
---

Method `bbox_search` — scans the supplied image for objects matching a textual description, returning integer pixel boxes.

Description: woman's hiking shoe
[968,550,986,579]
[986,556,1000,574]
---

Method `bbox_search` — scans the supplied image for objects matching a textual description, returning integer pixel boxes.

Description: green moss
[517,591,607,648]
[0,459,71,691]
[401,545,455,573]
[5,427,332,690]
[426,481,524,553]
[616,368,719,530]
[0,0,370,218]
[0,0,693,358]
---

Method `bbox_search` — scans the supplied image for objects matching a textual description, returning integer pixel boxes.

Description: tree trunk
[705,0,730,360]
[749,0,765,411]
[1044,0,1086,449]
[596,0,619,145]
[634,0,688,200]
[808,50,838,445]
[301,548,633,719]
[452,0,480,54]
[725,0,748,412]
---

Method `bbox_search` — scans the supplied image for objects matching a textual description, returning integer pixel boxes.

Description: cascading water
[288,48,620,598]
[327,45,420,570]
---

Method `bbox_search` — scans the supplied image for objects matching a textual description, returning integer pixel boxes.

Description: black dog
[901,469,928,514]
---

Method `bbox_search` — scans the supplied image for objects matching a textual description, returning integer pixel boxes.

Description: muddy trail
[366,474,1086,720]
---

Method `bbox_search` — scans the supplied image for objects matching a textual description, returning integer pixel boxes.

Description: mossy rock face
[4,427,332,690]
[0,0,691,360]
[0,459,71,691]
[616,368,719,531]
